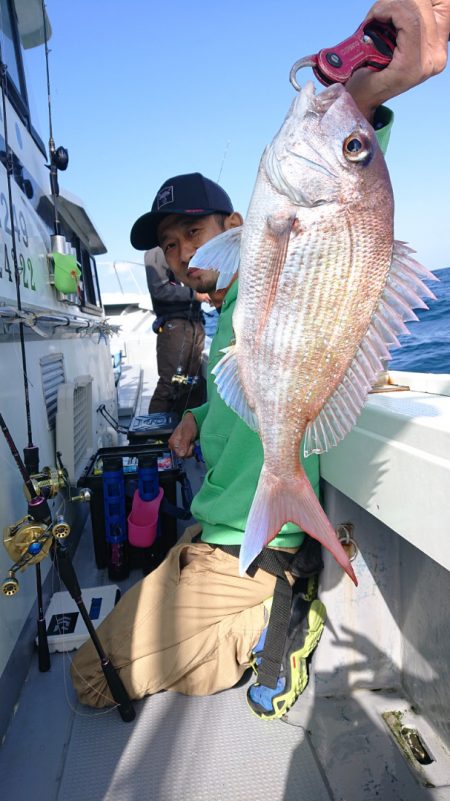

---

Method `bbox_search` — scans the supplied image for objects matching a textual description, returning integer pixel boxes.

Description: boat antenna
[217,139,230,184]
[41,0,68,237]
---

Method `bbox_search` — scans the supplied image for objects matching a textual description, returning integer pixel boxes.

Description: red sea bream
[191,81,436,583]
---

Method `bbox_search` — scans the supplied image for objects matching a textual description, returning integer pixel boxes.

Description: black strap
[216,543,294,578]
[213,545,293,688]
[257,576,293,688]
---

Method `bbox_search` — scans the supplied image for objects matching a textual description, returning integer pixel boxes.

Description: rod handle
[101,660,136,722]
[37,617,51,672]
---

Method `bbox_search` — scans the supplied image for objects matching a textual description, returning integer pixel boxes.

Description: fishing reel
[51,145,69,172]
[24,465,67,501]
[1,449,90,596]
[24,454,91,505]
[172,370,200,386]
[2,514,70,596]
[48,140,69,198]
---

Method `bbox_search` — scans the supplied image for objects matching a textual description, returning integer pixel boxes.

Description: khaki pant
[71,528,276,708]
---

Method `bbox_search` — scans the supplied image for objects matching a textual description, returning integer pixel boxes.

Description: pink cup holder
[127,487,164,548]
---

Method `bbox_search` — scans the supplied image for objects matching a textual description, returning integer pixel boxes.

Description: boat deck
[1,357,449,801]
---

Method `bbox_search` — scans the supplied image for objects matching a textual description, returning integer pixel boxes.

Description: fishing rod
[41,0,68,240]
[0,413,38,500]
[54,544,136,722]
[0,411,135,721]
[0,42,37,472]
[216,139,230,185]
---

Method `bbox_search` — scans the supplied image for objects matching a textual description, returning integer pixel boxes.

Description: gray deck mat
[3,650,449,801]
[55,683,331,801]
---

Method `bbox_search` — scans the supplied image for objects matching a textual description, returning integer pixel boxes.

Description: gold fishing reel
[172,372,189,385]
[23,466,67,501]
[2,516,52,596]
[2,514,70,596]
[3,515,52,564]
[171,372,200,386]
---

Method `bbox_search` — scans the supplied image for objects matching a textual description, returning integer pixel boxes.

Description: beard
[184,269,218,293]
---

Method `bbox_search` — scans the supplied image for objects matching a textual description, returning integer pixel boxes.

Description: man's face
[157,214,224,293]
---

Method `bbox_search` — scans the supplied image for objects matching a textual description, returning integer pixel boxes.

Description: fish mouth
[310,81,346,114]
[290,80,346,119]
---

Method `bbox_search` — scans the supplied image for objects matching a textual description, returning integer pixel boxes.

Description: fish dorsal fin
[189,226,243,290]
[212,344,259,432]
[304,241,437,456]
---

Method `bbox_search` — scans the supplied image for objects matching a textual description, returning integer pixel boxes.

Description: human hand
[208,287,228,310]
[346,0,449,122]
[168,412,199,458]
[194,291,212,304]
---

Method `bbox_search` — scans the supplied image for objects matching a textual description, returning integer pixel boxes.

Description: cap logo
[157,186,174,210]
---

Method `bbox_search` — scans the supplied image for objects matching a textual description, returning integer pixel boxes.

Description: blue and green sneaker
[247,591,326,720]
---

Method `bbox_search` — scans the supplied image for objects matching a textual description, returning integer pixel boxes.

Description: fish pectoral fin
[265,212,297,289]
[255,213,297,340]
[212,344,259,432]
[239,467,357,585]
[304,240,437,457]
[189,226,243,290]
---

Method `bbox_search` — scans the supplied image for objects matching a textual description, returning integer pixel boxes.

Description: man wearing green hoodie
[72,173,305,714]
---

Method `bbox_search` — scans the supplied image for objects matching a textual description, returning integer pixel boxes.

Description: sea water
[389,266,450,373]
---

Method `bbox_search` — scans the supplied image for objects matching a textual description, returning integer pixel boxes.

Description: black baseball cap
[130,172,234,250]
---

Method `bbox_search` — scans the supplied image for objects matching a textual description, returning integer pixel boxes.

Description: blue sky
[28,1,450,273]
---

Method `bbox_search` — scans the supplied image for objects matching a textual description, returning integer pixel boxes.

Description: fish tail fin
[240,467,357,586]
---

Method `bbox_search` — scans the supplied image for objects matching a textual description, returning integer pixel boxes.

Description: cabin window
[0,0,25,99]
[20,33,46,146]
[80,250,103,312]
[69,235,103,313]
[0,0,47,154]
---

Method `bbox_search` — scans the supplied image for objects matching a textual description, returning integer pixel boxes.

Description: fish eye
[343,132,372,163]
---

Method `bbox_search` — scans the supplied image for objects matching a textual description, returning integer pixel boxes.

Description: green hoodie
[189,108,393,548]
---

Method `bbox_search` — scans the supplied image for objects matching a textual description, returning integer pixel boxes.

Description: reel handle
[1,573,19,596]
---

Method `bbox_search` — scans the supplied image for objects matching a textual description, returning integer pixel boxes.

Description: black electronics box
[78,443,182,572]
[127,411,179,443]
